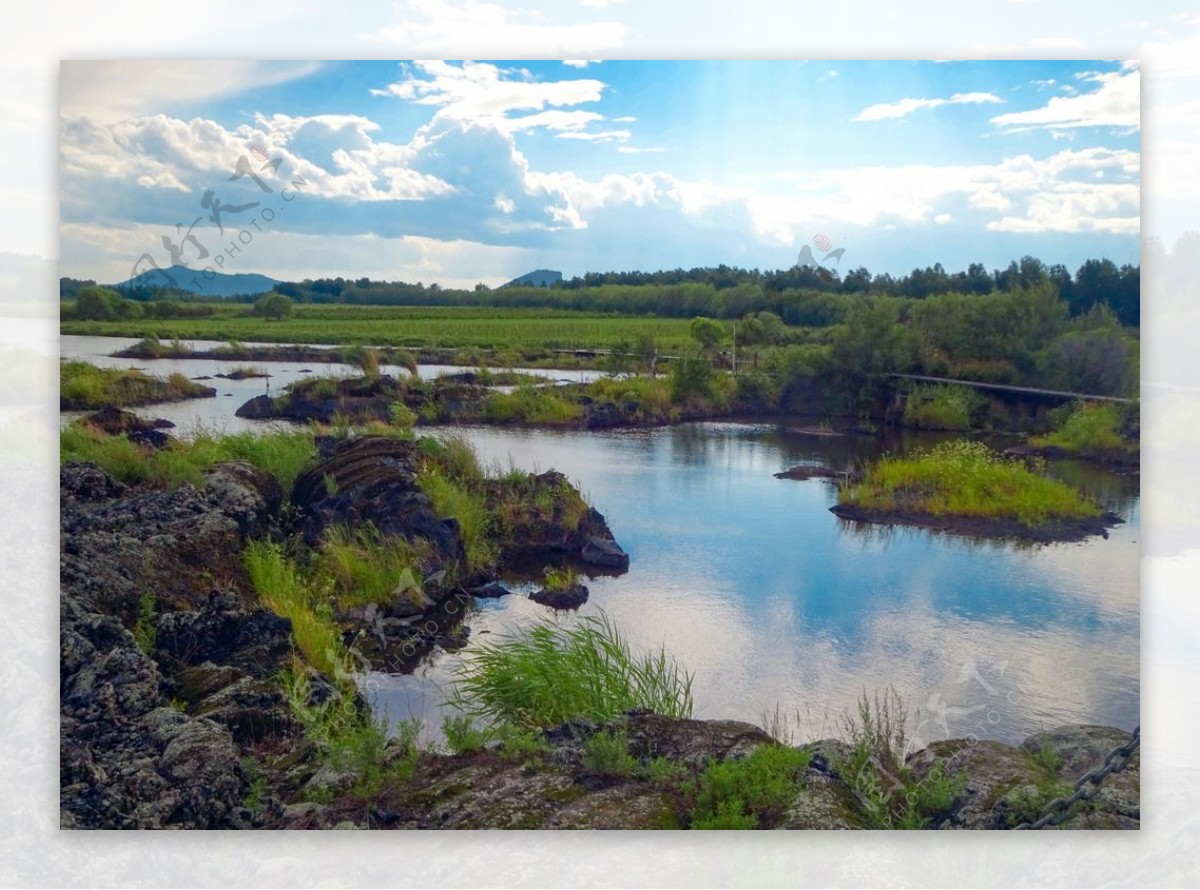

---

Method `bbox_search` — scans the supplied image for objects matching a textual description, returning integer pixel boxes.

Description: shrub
[902,384,984,431]
[689,744,811,830]
[1032,401,1131,456]
[582,729,637,777]
[252,293,293,320]
[669,350,715,402]
[446,613,694,731]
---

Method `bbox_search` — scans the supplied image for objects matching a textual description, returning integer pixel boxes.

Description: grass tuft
[445,613,693,731]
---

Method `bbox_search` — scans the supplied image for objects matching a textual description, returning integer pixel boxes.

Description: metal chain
[1014,725,1140,830]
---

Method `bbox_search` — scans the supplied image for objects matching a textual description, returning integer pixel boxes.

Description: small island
[831,439,1123,543]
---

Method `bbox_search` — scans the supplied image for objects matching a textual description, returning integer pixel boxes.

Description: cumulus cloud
[991,66,1139,130]
[854,91,1004,122]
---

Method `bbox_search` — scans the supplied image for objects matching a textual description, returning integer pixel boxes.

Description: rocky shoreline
[60,429,1138,830]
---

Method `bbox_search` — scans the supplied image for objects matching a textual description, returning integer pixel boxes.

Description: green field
[60,303,702,351]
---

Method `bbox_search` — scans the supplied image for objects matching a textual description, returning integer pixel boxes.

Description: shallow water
[372,422,1139,747]
[60,335,1140,746]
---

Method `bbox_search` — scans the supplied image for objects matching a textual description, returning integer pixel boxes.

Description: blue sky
[59,59,1140,287]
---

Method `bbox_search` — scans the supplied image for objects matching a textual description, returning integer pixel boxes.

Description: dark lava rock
[156,591,293,677]
[234,394,276,419]
[466,582,511,599]
[238,374,407,424]
[774,464,844,481]
[60,462,296,828]
[581,535,630,569]
[829,502,1124,544]
[529,583,589,610]
[290,436,466,567]
[585,400,626,428]
[80,405,175,448]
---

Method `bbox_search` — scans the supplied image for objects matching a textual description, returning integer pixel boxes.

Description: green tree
[74,286,122,320]
[690,317,726,353]
[252,293,294,320]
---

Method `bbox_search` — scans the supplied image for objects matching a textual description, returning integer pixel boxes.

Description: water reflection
[58,336,1139,745]
[373,422,1138,746]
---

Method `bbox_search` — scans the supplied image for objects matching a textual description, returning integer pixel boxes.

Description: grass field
[60,302,702,351]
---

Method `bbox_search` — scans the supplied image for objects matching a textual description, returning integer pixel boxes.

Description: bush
[669,350,715,402]
[1032,402,1131,456]
[446,613,694,731]
[834,689,962,829]
[582,729,638,777]
[689,744,811,829]
[252,293,294,320]
[902,384,984,431]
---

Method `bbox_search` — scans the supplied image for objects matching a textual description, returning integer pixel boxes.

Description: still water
[60,336,1140,746]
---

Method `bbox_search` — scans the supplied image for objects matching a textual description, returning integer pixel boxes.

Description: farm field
[60,303,702,351]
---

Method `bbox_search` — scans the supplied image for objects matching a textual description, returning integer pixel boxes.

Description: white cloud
[579,0,624,7]
[1027,36,1085,50]
[854,91,1003,122]
[371,60,609,136]
[991,67,1139,130]
[616,145,665,154]
[562,60,600,67]
[365,0,627,55]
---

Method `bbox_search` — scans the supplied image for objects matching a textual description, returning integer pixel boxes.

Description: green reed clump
[60,360,213,410]
[689,744,811,830]
[1032,401,1132,456]
[446,613,693,732]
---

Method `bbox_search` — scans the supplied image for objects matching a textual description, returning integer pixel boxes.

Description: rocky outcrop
[289,436,465,567]
[60,461,296,829]
[79,406,175,448]
[236,375,415,424]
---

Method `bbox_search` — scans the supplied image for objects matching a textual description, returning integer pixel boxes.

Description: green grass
[243,541,348,678]
[1031,402,1133,456]
[60,423,318,491]
[834,689,963,830]
[60,359,213,409]
[132,591,157,655]
[415,464,496,573]
[445,613,694,732]
[689,744,811,830]
[319,524,437,609]
[541,565,581,592]
[482,384,584,425]
[838,439,1103,528]
[62,303,701,351]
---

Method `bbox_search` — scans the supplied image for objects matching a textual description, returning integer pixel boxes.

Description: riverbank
[58,453,1142,830]
[60,421,1138,830]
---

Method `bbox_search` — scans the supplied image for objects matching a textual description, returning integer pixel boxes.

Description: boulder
[581,535,630,569]
[529,583,588,610]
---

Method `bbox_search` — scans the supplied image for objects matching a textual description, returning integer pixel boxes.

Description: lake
[60,335,1140,747]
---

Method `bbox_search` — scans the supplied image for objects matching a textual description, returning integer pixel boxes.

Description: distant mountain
[503,269,562,288]
[112,265,280,298]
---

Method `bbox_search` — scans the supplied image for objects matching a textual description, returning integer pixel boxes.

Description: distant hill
[503,269,562,288]
[112,265,280,298]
